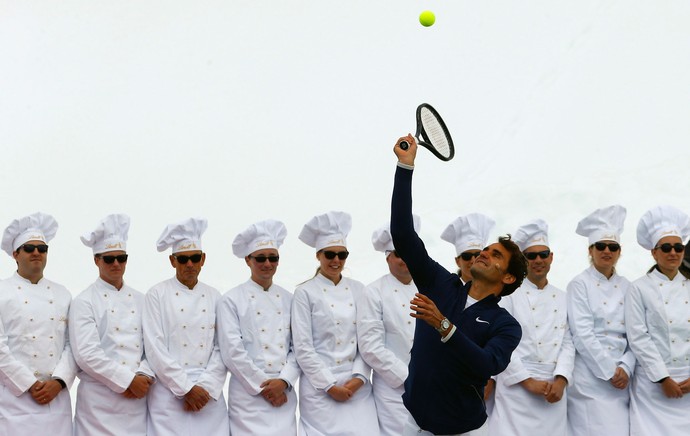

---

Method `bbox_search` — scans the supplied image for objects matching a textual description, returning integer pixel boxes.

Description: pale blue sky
[1,0,688,292]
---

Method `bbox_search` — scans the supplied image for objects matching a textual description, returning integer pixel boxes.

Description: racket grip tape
[399,141,409,150]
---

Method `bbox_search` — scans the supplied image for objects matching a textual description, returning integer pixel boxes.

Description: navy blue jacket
[391,165,521,435]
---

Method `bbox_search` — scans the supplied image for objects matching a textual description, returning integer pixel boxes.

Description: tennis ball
[419,10,435,27]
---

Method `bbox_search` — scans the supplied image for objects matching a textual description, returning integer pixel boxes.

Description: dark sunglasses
[323,250,349,260]
[249,254,280,263]
[524,250,551,260]
[98,254,129,264]
[654,243,685,253]
[593,242,621,252]
[19,244,49,254]
[173,253,203,264]
[457,251,480,261]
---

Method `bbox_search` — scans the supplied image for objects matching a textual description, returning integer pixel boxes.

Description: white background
[1,0,688,295]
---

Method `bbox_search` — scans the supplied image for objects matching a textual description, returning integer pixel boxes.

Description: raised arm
[390,135,452,294]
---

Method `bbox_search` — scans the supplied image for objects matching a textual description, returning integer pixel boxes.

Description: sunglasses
[173,253,203,264]
[19,244,49,254]
[593,242,621,252]
[458,251,480,261]
[654,243,685,253]
[98,254,129,264]
[249,254,280,263]
[322,250,349,260]
[524,250,551,260]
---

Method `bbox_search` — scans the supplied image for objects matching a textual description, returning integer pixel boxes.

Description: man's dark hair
[497,234,528,296]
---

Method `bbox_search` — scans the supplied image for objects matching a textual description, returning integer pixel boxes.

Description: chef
[143,217,229,435]
[69,213,154,435]
[217,219,300,435]
[291,211,379,435]
[441,213,496,286]
[488,219,574,436]
[356,218,420,436]
[0,212,77,435]
[626,205,690,435]
[566,205,635,436]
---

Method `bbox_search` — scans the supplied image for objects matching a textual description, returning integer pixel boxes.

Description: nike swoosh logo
[475,317,490,324]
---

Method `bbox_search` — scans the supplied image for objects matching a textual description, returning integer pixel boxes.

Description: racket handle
[399,141,409,150]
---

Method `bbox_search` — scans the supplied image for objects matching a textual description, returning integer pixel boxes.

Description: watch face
[441,319,450,330]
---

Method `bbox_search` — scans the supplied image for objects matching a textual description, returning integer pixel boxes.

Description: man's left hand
[30,380,62,405]
[544,376,567,403]
[260,379,289,406]
[183,385,211,412]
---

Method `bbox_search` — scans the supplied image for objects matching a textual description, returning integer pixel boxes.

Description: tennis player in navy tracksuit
[390,134,527,435]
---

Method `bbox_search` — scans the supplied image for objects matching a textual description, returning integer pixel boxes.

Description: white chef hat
[441,213,495,255]
[372,214,421,253]
[299,211,351,251]
[513,219,550,252]
[156,217,208,253]
[81,214,130,255]
[232,219,287,258]
[576,205,626,245]
[2,212,58,256]
[636,205,690,250]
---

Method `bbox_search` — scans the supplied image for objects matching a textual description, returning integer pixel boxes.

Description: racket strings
[420,108,451,158]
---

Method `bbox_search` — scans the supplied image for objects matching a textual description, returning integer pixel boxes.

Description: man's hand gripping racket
[397,103,455,162]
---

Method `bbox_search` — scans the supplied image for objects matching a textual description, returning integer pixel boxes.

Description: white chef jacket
[0,272,76,435]
[488,280,574,436]
[357,273,416,436]
[69,277,153,436]
[217,278,300,436]
[143,277,229,436]
[566,266,634,436]
[292,273,380,436]
[626,269,690,435]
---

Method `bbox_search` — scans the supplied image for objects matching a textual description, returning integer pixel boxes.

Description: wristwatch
[436,317,451,333]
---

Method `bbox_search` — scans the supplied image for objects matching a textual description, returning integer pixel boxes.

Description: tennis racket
[399,103,455,161]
